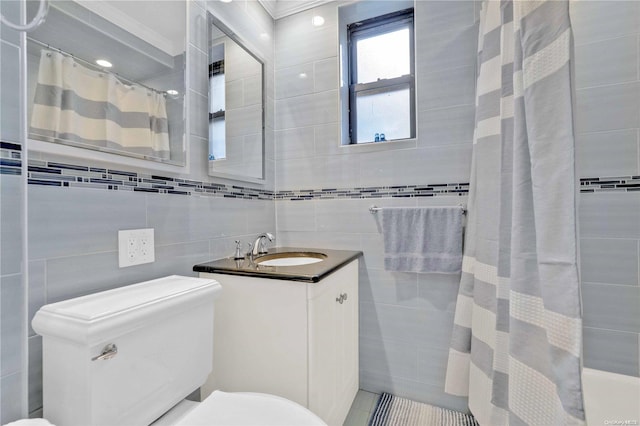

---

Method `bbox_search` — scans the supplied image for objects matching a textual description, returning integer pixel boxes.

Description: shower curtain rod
[27,37,173,97]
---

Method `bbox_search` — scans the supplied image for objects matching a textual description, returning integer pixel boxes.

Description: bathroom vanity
[193,248,362,426]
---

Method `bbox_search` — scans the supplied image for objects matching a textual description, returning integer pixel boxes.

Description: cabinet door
[336,261,360,423]
[308,276,340,423]
[308,260,360,426]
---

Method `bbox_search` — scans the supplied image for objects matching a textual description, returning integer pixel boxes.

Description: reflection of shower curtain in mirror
[30,50,170,160]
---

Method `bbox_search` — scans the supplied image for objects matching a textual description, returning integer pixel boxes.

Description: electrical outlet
[118,228,155,267]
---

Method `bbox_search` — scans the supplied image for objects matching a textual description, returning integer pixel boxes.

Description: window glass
[209,55,225,160]
[209,117,225,160]
[210,73,225,114]
[355,86,411,143]
[356,27,411,84]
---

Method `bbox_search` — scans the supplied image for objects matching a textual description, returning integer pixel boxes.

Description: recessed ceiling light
[312,16,325,26]
[220,0,232,3]
[260,32,269,40]
[95,59,113,68]
[298,73,307,79]
[166,90,179,96]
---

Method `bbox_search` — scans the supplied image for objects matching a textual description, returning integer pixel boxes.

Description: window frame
[347,8,416,144]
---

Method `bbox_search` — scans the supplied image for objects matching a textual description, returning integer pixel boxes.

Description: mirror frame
[207,11,266,184]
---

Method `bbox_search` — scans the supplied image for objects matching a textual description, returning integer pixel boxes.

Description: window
[347,8,415,144]
[209,47,226,160]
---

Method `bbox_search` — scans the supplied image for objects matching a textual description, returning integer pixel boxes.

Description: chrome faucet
[251,232,274,257]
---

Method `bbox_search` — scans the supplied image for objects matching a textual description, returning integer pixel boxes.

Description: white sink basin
[256,252,327,267]
[258,257,324,267]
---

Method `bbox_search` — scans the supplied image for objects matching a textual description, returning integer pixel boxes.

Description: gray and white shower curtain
[30,50,170,160]
[445,1,585,424]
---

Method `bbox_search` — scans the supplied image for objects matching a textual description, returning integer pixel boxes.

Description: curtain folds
[444,1,585,424]
[30,50,170,160]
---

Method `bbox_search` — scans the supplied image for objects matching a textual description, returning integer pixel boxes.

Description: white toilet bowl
[7,392,325,426]
[155,391,325,426]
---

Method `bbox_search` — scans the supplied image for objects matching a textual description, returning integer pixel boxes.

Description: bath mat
[368,392,479,426]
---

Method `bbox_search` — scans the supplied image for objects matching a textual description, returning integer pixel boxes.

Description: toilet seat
[175,391,327,426]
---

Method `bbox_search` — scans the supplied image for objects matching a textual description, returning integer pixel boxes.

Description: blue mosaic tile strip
[0,143,22,175]
[275,183,470,200]
[0,142,21,151]
[25,158,274,199]
[0,166,21,175]
[0,139,631,198]
[580,176,640,193]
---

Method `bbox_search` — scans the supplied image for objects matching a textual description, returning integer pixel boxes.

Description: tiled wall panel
[273,0,477,409]
[24,176,276,415]
[1,0,27,422]
[21,1,277,416]
[572,0,640,378]
[273,0,640,411]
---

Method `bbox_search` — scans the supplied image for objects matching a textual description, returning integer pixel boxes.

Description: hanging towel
[381,207,463,274]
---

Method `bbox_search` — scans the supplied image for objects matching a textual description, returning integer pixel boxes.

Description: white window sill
[338,137,417,154]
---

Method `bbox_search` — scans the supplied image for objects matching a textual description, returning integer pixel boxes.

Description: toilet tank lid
[33,275,221,343]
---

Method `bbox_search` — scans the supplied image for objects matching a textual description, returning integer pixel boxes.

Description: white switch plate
[118,228,155,267]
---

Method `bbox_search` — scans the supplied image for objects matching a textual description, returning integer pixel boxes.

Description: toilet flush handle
[91,343,118,361]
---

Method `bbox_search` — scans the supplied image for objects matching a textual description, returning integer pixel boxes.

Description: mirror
[26,1,186,166]
[208,12,265,182]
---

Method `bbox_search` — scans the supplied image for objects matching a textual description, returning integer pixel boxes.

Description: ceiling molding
[75,0,181,56]
[258,0,334,20]
[257,0,277,18]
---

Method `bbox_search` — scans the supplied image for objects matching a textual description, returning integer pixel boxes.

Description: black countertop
[193,247,362,283]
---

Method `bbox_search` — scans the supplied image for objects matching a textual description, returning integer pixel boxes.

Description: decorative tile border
[274,183,470,200]
[23,158,274,199]
[580,176,640,192]
[3,143,639,198]
[0,142,22,176]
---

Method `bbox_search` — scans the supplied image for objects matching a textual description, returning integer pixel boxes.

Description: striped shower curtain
[30,50,170,160]
[444,1,585,424]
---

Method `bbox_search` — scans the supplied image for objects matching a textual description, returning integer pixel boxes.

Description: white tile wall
[575,130,639,177]
[273,0,476,408]
[272,0,640,409]
[1,1,27,422]
[572,0,640,377]
[21,1,277,416]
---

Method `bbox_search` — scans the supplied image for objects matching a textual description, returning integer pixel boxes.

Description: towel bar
[369,205,466,214]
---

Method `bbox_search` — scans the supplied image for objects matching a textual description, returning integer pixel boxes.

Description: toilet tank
[32,275,221,426]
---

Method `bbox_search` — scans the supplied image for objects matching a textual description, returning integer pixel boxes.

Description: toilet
[31,275,325,426]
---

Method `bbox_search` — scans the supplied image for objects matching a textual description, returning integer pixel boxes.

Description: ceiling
[257,0,334,19]
[28,1,181,83]
[78,0,186,56]
[63,0,332,57]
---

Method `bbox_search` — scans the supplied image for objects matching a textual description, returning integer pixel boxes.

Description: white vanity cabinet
[308,262,359,424]
[198,259,359,426]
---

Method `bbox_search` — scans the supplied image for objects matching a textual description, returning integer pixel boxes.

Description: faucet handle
[258,234,273,254]
[233,240,244,260]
